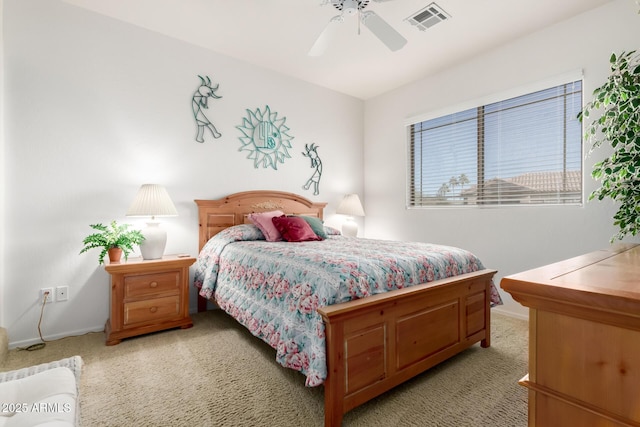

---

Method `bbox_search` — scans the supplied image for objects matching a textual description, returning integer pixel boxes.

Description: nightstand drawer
[124,271,180,298]
[123,295,181,326]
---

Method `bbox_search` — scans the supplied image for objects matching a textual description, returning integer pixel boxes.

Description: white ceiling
[62,0,614,100]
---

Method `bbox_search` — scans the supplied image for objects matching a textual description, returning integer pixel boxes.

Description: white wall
[363,0,640,319]
[0,0,5,329]
[1,0,363,347]
[4,0,637,346]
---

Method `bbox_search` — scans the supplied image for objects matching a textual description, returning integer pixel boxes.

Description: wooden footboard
[318,268,496,427]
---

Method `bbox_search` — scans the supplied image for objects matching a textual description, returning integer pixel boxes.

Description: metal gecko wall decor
[192,75,222,143]
[302,143,323,195]
[236,105,293,170]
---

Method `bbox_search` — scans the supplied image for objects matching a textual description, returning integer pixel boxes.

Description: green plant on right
[80,220,145,264]
[579,50,640,242]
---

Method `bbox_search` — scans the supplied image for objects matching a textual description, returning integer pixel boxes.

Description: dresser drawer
[534,310,640,420]
[123,295,181,326]
[124,271,180,298]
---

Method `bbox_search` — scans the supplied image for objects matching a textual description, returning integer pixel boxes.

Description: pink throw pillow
[271,215,322,242]
[248,210,285,241]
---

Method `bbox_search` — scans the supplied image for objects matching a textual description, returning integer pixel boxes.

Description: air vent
[406,2,450,31]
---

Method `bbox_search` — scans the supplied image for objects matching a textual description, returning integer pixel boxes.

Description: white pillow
[0,367,76,427]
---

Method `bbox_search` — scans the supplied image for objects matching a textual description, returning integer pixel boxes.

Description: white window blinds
[407,80,583,207]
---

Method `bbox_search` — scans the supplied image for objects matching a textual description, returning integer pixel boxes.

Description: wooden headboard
[195,190,327,251]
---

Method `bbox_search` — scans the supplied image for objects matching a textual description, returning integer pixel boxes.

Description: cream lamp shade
[126,184,178,260]
[336,194,365,237]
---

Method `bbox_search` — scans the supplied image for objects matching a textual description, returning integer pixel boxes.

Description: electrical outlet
[56,286,69,302]
[40,288,54,304]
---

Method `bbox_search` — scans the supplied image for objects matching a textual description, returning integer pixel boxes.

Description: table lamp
[126,184,178,260]
[336,194,365,237]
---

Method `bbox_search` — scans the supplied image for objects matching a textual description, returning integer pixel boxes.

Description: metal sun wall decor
[302,143,323,195]
[237,105,293,170]
[192,75,222,143]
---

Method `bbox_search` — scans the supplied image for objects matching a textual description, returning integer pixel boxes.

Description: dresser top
[501,244,640,320]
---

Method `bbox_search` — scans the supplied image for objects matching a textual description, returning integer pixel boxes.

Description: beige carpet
[1,310,528,426]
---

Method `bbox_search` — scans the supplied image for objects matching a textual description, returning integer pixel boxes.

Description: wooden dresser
[501,244,640,427]
[104,255,196,345]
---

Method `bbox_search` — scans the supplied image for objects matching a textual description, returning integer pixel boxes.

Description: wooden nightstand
[104,255,196,345]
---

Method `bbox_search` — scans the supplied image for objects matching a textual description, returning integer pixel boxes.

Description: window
[407,80,583,207]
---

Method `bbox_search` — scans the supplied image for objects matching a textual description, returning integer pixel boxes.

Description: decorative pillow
[272,215,323,242]
[288,215,328,239]
[324,225,342,236]
[248,210,285,242]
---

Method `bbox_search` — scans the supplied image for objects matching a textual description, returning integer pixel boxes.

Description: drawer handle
[149,281,158,288]
[149,306,158,313]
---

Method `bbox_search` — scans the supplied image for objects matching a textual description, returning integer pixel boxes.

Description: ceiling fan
[309,0,407,56]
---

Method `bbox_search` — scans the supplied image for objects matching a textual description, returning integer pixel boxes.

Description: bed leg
[324,385,344,427]
[481,309,491,348]
[323,321,346,426]
[481,284,491,348]
[197,294,207,312]
[481,317,491,348]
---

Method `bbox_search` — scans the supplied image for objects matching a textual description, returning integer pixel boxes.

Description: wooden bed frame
[195,190,497,426]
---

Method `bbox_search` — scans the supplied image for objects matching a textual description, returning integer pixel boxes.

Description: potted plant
[80,220,145,264]
[579,50,640,241]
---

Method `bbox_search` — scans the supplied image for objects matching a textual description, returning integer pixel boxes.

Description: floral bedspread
[193,224,502,387]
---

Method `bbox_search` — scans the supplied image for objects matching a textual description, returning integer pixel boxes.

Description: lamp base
[139,222,167,260]
[341,218,358,238]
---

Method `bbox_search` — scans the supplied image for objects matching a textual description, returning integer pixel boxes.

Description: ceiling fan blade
[361,10,407,52]
[308,15,344,56]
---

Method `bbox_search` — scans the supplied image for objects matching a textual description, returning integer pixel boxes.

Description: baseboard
[492,307,529,321]
[8,326,105,350]
[6,309,522,349]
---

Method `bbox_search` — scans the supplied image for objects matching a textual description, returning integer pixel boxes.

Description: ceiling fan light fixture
[342,0,359,16]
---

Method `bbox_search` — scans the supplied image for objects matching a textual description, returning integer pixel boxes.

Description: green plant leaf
[80,220,145,264]
[581,50,640,240]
